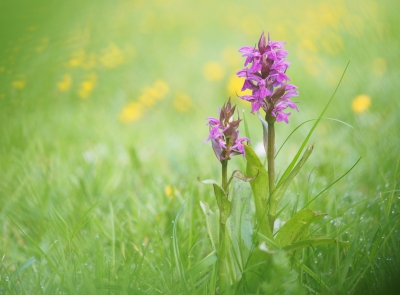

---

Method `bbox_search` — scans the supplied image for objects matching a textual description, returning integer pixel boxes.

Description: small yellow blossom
[153,80,169,98]
[301,38,318,53]
[0,67,5,72]
[67,50,86,67]
[78,73,97,99]
[352,94,371,113]
[99,43,125,68]
[165,185,173,198]
[12,80,26,90]
[57,74,72,91]
[227,74,251,98]
[118,102,144,123]
[203,62,225,81]
[173,93,192,113]
[372,57,386,77]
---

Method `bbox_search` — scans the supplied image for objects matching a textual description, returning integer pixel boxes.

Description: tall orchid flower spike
[237,32,299,123]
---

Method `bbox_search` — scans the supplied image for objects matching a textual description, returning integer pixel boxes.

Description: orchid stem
[267,120,276,232]
[219,159,229,292]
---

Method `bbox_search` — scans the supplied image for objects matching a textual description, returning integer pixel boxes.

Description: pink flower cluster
[205,99,249,162]
[237,32,299,123]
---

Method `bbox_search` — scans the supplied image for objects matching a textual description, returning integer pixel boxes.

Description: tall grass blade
[278,61,350,186]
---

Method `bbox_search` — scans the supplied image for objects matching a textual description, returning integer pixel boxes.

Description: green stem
[267,121,276,197]
[219,160,229,292]
[221,160,228,192]
[219,222,228,292]
[267,119,276,232]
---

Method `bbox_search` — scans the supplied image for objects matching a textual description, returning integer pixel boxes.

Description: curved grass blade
[302,157,361,209]
[3,211,60,276]
[275,118,353,159]
[277,61,350,186]
[172,203,190,294]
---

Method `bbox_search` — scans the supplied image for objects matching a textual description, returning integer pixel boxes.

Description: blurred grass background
[1,0,399,294]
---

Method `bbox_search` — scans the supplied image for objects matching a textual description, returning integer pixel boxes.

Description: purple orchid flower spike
[237,32,299,124]
[205,98,250,162]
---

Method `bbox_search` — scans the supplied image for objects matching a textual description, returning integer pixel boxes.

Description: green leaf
[281,238,349,252]
[244,145,272,239]
[227,170,258,187]
[200,201,220,250]
[275,208,326,247]
[269,144,314,223]
[278,61,350,186]
[199,179,231,224]
[228,181,253,271]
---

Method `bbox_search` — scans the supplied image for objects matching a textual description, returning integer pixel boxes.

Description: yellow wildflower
[57,74,72,91]
[173,93,192,113]
[78,73,97,99]
[12,80,26,90]
[99,43,125,68]
[67,50,86,67]
[118,102,144,123]
[352,94,371,113]
[153,80,169,98]
[165,185,173,198]
[203,62,225,81]
[227,74,251,98]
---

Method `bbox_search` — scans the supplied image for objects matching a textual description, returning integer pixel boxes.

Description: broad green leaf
[269,144,314,224]
[278,61,350,186]
[275,208,326,247]
[199,179,231,224]
[244,145,272,239]
[200,201,220,250]
[186,251,217,278]
[281,238,349,252]
[228,181,253,271]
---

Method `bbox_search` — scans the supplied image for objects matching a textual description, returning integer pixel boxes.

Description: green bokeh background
[1,0,399,293]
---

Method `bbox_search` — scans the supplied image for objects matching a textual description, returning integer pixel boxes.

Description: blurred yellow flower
[78,73,97,99]
[352,94,371,113]
[165,185,173,198]
[227,74,251,98]
[301,38,318,53]
[119,102,144,123]
[0,66,5,72]
[372,57,387,77]
[203,62,225,81]
[173,93,192,113]
[12,80,26,90]
[67,50,85,67]
[57,74,72,91]
[99,43,125,68]
[153,80,169,98]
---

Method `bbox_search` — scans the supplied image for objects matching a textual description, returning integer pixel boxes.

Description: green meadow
[1,0,399,294]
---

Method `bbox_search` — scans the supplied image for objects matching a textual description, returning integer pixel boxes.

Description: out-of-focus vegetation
[1,0,399,294]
